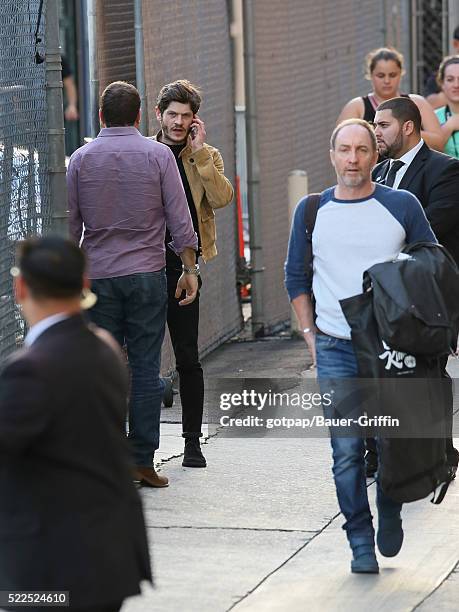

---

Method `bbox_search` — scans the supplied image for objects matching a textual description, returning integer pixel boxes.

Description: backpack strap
[304,193,321,236]
[431,479,450,505]
[304,192,321,283]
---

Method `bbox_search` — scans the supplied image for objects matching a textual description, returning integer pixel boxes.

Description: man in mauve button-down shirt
[67,81,198,488]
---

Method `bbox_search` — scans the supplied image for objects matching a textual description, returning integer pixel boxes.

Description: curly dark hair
[156,80,201,115]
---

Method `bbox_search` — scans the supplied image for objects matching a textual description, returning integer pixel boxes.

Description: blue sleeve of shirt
[284,196,313,300]
[402,190,438,245]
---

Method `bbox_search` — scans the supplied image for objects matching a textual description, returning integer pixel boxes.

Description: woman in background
[435,55,459,159]
[337,47,444,152]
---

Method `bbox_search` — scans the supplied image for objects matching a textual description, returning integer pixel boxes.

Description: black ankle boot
[182,438,207,468]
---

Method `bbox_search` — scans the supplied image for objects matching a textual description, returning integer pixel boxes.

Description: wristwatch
[182,264,200,276]
[303,327,313,334]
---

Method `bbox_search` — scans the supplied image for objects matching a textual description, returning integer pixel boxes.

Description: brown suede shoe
[133,466,169,488]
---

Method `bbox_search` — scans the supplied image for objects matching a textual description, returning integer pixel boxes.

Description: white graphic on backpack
[378,341,417,370]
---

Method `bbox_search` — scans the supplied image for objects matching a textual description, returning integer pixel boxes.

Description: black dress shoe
[182,438,207,468]
[365,450,378,478]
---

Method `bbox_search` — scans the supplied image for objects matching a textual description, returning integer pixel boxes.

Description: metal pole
[46,0,68,236]
[410,0,419,93]
[87,0,100,137]
[76,0,91,141]
[134,0,148,135]
[442,0,449,57]
[448,0,459,49]
[242,0,264,338]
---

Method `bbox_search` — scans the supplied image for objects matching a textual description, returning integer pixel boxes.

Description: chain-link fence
[0,0,50,359]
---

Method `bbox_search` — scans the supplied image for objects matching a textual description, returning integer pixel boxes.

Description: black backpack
[303,193,321,287]
[340,289,451,504]
[340,243,456,505]
[363,242,459,358]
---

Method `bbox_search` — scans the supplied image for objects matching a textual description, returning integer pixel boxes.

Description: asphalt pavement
[122,334,459,612]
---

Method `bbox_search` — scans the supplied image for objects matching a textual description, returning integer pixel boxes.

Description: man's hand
[65,103,79,121]
[175,272,198,306]
[189,115,206,152]
[303,329,316,368]
[290,294,316,368]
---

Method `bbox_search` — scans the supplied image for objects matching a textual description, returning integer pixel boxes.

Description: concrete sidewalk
[123,336,459,612]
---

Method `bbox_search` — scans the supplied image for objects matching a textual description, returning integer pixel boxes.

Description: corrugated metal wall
[251,0,410,332]
[97,0,136,87]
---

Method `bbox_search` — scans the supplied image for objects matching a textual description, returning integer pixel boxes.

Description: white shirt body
[391,138,424,189]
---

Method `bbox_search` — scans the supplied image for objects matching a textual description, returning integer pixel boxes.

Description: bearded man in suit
[0,237,151,612]
[372,96,459,480]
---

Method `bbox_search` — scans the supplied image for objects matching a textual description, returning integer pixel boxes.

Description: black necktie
[384,160,405,187]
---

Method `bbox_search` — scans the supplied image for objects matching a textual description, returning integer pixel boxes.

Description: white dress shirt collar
[24,313,70,347]
[391,138,424,189]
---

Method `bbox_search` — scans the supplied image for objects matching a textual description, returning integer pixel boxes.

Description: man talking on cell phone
[153,80,233,468]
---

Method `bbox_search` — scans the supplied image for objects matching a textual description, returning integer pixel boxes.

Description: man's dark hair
[454,25,459,41]
[156,80,201,115]
[16,236,86,299]
[376,97,422,134]
[100,81,140,127]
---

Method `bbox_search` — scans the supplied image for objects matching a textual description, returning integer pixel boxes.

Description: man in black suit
[373,96,459,480]
[0,237,151,612]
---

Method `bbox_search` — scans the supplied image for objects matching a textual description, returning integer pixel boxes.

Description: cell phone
[189,124,197,140]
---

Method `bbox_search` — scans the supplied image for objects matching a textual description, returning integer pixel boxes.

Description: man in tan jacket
[154,80,233,467]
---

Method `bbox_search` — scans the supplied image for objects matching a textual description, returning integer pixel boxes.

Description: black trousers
[166,268,204,437]
[366,355,459,466]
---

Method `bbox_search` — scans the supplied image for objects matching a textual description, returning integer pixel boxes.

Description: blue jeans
[316,333,402,543]
[89,271,168,466]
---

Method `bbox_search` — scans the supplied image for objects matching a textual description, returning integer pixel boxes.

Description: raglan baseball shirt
[284,183,437,339]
